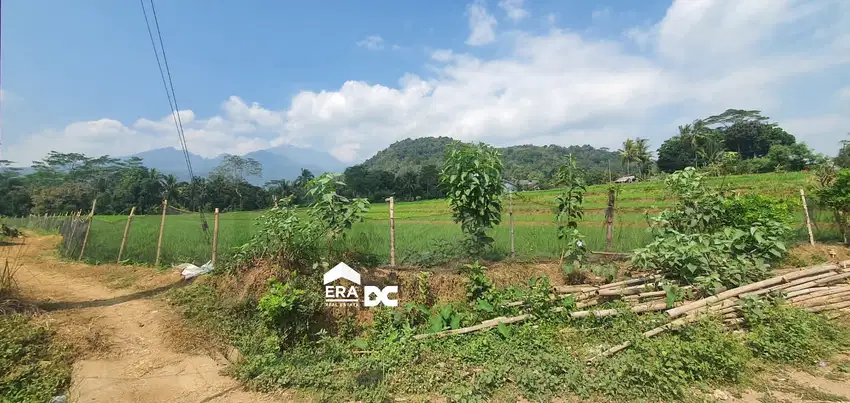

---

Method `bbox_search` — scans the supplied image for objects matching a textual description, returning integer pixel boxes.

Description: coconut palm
[618,138,639,175]
[633,138,652,177]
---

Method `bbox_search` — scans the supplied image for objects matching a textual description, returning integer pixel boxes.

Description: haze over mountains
[129,145,347,185]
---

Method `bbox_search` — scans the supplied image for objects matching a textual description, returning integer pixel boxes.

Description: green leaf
[497,322,511,338]
[428,314,445,333]
[450,313,461,329]
[476,298,494,313]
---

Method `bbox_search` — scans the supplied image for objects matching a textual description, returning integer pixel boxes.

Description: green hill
[360,137,623,185]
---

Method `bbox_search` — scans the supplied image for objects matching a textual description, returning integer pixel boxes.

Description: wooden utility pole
[116,207,136,264]
[509,191,515,258]
[387,197,396,266]
[155,200,168,266]
[211,208,220,266]
[605,188,616,251]
[800,189,815,245]
[78,199,97,260]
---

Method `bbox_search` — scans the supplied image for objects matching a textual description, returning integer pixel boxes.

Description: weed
[0,314,72,403]
[745,303,850,364]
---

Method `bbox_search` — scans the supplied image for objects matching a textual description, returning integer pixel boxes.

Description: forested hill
[361,137,622,182]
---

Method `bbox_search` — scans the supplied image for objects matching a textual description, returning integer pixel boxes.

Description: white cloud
[466,1,497,46]
[591,7,611,21]
[498,0,528,22]
[838,86,850,102]
[8,0,850,166]
[356,35,385,51]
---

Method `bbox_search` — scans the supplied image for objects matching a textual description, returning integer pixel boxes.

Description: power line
[140,0,209,237]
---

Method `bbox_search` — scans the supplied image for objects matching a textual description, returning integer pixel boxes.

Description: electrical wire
[140,0,210,239]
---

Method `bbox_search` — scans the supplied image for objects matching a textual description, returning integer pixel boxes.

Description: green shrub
[257,276,324,342]
[599,319,750,399]
[745,303,850,364]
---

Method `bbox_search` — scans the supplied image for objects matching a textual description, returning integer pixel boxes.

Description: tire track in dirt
[7,234,290,403]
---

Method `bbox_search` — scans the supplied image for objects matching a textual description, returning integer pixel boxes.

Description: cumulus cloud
[466,1,497,46]
[8,0,850,166]
[498,0,528,22]
[356,35,385,51]
[591,7,611,21]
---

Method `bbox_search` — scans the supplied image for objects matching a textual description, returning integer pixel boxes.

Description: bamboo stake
[211,208,220,266]
[749,270,845,296]
[789,286,850,303]
[78,199,97,260]
[569,302,671,319]
[155,199,167,266]
[605,187,615,251]
[116,207,136,264]
[781,271,850,293]
[801,189,815,245]
[796,291,850,307]
[666,263,844,318]
[387,197,396,266]
[599,275,662,290]
[786,286,835,299]
[509,191,515,258]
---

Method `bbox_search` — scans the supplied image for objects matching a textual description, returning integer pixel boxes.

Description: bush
[745,303,850,364]
[257,276,324,343]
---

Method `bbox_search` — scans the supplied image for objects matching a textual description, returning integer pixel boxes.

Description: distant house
[614,175,638,184]
[517,179,539,190]
[503,180,517,193]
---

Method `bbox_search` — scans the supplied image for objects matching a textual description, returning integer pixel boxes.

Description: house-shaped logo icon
[323,262,361,285]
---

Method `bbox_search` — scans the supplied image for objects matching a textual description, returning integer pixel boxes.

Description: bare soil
[6,234,291,403]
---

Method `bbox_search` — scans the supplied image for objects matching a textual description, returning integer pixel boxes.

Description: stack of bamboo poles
[415,260,850,353]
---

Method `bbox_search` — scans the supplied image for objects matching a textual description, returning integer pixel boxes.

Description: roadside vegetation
[161,141,850,402]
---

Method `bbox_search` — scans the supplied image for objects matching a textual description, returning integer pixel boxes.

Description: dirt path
[7,234,289,403]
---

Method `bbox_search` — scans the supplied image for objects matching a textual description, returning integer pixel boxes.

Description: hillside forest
[1,109,848,217]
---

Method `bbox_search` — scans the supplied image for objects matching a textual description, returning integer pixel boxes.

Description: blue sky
[2,0,849,166]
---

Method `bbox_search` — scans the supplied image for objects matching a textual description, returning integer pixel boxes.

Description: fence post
[800,189,815,245]
[605,187,616,251]
[387,197,396,266]
[116,207,136,264]
[78,198,97,260]
[155,199,168,266]
[211,208,220,266]
[509,191,515,258]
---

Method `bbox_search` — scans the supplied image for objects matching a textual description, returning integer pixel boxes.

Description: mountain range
[129,145,347,185]
[123,137,623,186]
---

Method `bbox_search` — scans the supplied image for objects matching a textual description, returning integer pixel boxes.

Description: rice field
[4,171,843,267]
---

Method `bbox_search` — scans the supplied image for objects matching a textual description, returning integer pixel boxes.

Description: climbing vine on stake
[440,141,504,256]
[555,155,588,277]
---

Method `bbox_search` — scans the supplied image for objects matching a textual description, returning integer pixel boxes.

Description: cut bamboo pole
[796,291,850,308]
[553,285,599,294]
[597,282,660,297]
[509,191,515,258]
[155,199,167,266]
[748,270,843,296]
[789,286,850,303]
[801,189,815,245]
[413,314,532,340]
[666,263,845,319]
[387,196,396,266]
[805,300,850,313]
[599,275,661,290]
[782,271,850,293]
[569,302,671,319]
[78,199,97,260]
[786,286,835,299]
[116,206,136,264]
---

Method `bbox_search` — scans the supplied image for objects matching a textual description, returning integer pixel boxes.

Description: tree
[657,136,692,173]
[160,174,179,202]
[764,143,816,172]
[419,164,441,199]
[440,142,504,255]
[721,121,795,158]
[396,170,420,201]
[618,138,638,175]
[836,134,850,169]
[211,155,263,208]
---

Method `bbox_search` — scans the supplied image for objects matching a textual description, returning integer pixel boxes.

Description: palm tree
[633,138,652,177]
[618,138,639,175]
[160,174,179,202]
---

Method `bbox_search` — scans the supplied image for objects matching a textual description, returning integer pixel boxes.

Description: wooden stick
[78,199,97,260]
[569,302,670,319]
[211,208,220,266]
[666,263,845,318]
[413,314,532,340]
[796,291,850,308]
[801,189,815,245]
[782,271,850,293]
[387,196,396,266]
[805,300,850,313]
[605,188,615,251]
[509,191,515,258]
[599,275,661,290]
[155,199,167,266]
[553,285,599,294]
[597,282,660,297]
[786,286,834,299]
[789,286,850,304]
[116,206,136,264]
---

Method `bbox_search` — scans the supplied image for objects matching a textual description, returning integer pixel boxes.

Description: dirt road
[8,234,287,403]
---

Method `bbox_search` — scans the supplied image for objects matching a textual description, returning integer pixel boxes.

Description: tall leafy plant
[554,155,588,275]
[816,169,850,244]
[439,142,504,255]
[307,173,370,243]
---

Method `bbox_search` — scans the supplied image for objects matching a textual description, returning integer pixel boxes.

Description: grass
[3,171,844,267]
[166,277,850,402]
[0,314,72,402]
